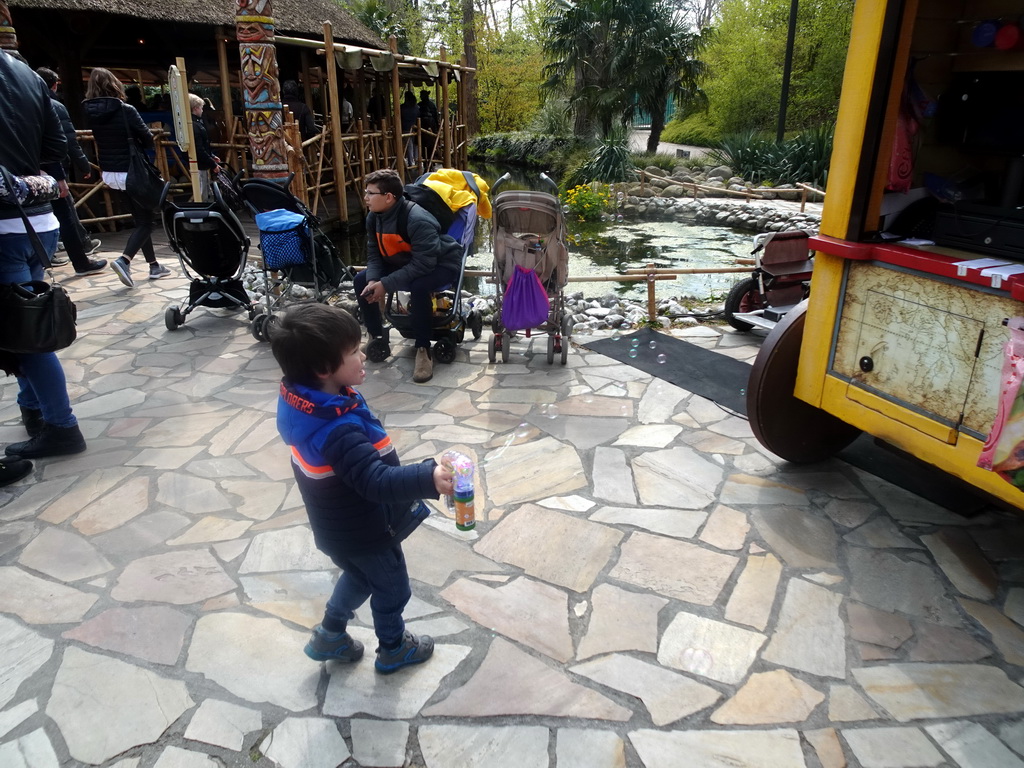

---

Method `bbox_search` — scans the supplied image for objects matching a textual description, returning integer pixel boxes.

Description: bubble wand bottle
[442,450,475,530]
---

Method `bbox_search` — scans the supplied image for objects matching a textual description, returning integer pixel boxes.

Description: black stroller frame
[238,175,355,342]
[160,183,256,332]
[364,205,484,365]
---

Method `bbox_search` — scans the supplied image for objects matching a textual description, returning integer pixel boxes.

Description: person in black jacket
[188,93,220,201]
[0,50,87,475]
[35,67,105,275]
[272,303,454,673]
[83,67,171,287]
[281,80,317,142]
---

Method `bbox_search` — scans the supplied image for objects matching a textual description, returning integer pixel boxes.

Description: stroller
[487,173,571,364]
[160,182,256,331]
[238,175,354,341]
[365,201,485,365]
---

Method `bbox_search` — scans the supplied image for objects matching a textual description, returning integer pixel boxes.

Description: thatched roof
[9,0,386,49]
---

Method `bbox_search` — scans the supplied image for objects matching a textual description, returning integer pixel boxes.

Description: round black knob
[859,356,874,372]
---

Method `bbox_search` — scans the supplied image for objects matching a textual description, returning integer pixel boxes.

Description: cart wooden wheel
[747,300,860,463]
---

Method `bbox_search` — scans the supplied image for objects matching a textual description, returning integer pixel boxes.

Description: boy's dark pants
[354,266,458,349]
[324,543,411,647]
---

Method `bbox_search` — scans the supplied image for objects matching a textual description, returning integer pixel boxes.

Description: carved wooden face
[240,44,279,103]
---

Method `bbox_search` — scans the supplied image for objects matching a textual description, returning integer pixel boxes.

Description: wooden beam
[389,35,404,180]
[323,21,347,222]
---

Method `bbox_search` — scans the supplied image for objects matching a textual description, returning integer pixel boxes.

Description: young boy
[271,303,454,673]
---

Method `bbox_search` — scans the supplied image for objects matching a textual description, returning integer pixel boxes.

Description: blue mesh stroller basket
[255,209,309,270]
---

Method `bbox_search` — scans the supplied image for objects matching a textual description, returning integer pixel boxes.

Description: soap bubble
[542,403,560,419]
[562,205,570,214]
[739,388,746,396]
[628,349,638,359]
[657,353,667,364]
[648,340,657,349]
[616,214,624,222]
[611,330,621,341]
[600,213,608,222]
[631,338,640,348]
[515,422,532,438]
[617,192,624,202]
[681,647,714,677]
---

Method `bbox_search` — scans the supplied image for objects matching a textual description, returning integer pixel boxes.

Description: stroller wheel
[546,335,556,365]
[561,316,572,365]
[469,311,483,340]
[164,305,184,331]
[366,336,391,363]
[434,338,457,364]
[250,313,269,342]
[501,331,512,363]
[487,334,497,364]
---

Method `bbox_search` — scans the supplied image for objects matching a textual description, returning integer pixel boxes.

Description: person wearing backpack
[354,169,462,384]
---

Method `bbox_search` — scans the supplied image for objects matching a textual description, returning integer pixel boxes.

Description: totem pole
[0,1,18,49]
[235,0,289,180]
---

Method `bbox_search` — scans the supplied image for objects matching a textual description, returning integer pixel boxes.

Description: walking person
[83,67,171,287]
[400,91,420,170]
[35,67,106,276]
[0,50,87,476]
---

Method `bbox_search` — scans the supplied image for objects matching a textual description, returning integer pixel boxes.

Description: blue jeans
[323,544,411,647]
[354,265,458,349]
[0,229,77,428]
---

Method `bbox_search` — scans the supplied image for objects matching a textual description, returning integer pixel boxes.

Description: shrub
[661,114,720,147]
[630,152,677,172]
[467,132,582,169]
[562,129,635,188]
[709,125,833,187]
[561,184,613,221]
[527,97,572,136]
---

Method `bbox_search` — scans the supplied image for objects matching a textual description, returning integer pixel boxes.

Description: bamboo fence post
[216,27,234,136]
[440,46,451,168]
[389,36,404,180]
[646,263,657,321]
[323,21,348,222]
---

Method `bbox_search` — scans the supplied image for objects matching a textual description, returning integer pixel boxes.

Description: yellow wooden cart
[748,0,1024,510]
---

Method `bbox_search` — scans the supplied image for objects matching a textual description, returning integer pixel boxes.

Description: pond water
[335,162,755,302]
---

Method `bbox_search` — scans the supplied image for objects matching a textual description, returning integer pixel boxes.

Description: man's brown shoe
[413,347,433,383]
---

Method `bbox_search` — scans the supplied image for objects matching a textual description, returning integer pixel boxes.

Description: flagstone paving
[7,258,1024,766]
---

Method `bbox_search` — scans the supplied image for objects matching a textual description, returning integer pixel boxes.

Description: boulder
[663,185,687,197]
[644,166,667,177]
[707,165,733,180]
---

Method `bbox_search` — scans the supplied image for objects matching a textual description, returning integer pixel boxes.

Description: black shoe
[85,238,102,256]
[75,259,108,276]
[0,458,32,487]
[5,423,86,459]
[20,407,43,438]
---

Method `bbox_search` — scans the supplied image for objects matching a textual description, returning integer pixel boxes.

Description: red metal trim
[810,235,1024,297]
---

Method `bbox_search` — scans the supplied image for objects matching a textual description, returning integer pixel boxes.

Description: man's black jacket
[0,52,66,219]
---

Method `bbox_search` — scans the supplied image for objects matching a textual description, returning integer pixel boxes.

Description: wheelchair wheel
[469,310,484,340]
[434,338,457,364]
[164,305,184,331]
[366,336,391,363]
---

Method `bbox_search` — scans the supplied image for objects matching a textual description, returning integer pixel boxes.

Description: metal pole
[777,0,799,143]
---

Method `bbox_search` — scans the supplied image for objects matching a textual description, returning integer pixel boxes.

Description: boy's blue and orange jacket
[276,380,437,556]
[364,200,463,291]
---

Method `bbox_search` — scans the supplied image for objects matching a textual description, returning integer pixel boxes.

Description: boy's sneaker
[304,625,364,663]
[111,256,134,287]
[149,263,172,280]
[50,253,69,266]
[75,259,107,276]
[85,238,102,255]
[374,631,434,675]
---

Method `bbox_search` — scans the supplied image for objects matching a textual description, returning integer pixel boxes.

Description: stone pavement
[4,240,1024,768]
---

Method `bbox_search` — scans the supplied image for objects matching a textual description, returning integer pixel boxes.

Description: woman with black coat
[83,67,171,287]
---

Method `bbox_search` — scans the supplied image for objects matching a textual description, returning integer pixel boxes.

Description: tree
[476,26,545,132]
[630,6,708,152]
[701,0,853,134]
[542,0,707,141]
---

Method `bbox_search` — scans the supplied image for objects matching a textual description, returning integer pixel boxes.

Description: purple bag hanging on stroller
[503,264,550,331]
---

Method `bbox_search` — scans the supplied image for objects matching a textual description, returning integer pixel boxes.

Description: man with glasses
[354,169,462,383]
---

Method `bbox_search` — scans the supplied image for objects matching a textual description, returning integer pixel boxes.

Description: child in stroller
[238,174,354,341]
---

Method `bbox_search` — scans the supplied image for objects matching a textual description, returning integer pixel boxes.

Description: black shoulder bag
[0,166,77,354]
[121,105,165,212]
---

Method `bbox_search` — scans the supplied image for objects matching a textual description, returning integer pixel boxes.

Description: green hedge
[661,115,720,147]
[467,133,584,169]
